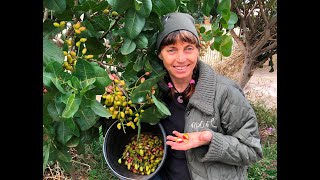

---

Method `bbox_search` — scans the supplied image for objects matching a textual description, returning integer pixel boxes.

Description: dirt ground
[243,55,277,109]
[202,47,277,110]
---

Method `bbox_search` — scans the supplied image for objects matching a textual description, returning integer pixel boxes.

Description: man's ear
[158,54,163,60]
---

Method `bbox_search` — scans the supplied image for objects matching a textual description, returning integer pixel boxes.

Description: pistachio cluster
[53,20,94,71]
[101,73,154,132]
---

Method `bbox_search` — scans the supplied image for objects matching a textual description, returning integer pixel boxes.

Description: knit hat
[156,12,199,52]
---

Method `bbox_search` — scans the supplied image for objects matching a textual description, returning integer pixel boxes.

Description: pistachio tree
[43,0,237,174]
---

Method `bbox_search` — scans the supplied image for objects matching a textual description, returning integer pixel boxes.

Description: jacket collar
[189,60,216,115]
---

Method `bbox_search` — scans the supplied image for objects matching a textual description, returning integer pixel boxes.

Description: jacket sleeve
[199,82,263,166]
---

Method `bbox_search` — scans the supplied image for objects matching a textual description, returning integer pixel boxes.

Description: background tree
[43,0,237,176]
[230,0,277,88]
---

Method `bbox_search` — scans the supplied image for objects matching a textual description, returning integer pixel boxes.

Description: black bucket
[103,121,167,180]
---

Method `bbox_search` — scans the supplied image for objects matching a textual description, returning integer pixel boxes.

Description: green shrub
[248,142,277,180]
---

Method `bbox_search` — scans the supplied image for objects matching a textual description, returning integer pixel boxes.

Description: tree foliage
[43,0,237,174]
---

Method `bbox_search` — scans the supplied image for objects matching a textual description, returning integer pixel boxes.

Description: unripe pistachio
[82,48,87,54]
[73,21,81,29]
[85,54,94,59]
[79,26,86,31]
[117,123,122,130]
[75,29,81,34]
[80,38,87,42]
[111,11,119,16]
[103,9,109,14]
[59,21,66,26]
[53,22,60,27]
[70,51,76,57]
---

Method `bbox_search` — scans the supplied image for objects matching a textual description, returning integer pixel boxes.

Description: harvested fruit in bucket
[118,133,164,175]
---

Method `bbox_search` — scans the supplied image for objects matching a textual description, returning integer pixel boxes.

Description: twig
[71,160,92,170]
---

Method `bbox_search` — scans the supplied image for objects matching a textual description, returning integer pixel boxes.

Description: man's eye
[168,49,175,53]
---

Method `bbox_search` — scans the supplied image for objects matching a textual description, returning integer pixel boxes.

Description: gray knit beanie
[156,12,199,52]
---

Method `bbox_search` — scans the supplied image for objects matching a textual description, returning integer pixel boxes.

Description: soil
[243,55,277,109]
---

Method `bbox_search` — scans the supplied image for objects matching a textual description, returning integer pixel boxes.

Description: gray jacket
[184,60,263,180]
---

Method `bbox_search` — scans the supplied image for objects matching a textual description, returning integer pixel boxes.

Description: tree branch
[260,41,277,55]
[99,16,121,40]
[43,8,48,22]
[232,0,244,18]
[252,28,271,55]
[230,29,246,54]
[257,0,269,26]
[267,15,277,29]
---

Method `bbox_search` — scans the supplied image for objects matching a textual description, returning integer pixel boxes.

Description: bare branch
[267,15,277,29]
[252,28,271,55]
[232,0,244,18]
[43,8,48,23]
[245,1,258,20]
[257,0,268,26]
[260,41,277,55]
[230,29,246,53]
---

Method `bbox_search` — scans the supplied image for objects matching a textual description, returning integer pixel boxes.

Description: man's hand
[166,130,212,151]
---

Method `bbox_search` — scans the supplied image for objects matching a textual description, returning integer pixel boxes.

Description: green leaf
[187,0,198,13]
[212,35,222,51]
[90,14,111,31]
[144,59,153,73]
[56,148,72,162]
[75,0,108,12]
[51,77,67,94]
[199,26,206,33]
[93,65,112,94]
[56,119,75,144]
[47,101,64,122]
[202,0,215,17]
[217,0,231,14]
[136,0,152,17]
[202,30,213,42]
[74,58,96,81]
[43,0,66,14]
[43,37,64,67]
[134,0,143,11]
[221,9,230,22]
[62,93,82,118]
[74,107,98,131]
[131,71,166,103]
[80,78,96,92]
[82,37,105,53]
[43,19,60,37]
[152,0,176,16]
[151,94,171,115]
[43,144,50,173]
[140,105,165,124]
[133,54,146,72]
[220,35,233,56]
[134,34,148,49]
[90,99,112,118]
[125,8,146,39]
[121,38,137,55]
[226,12,238,29]
[106,0,133,14]
[44,61,64,88]
[71,76,81,90]
[58,160,72,173]
[66,136,80,147]
[122,62,139,87]
[53,8,74,20]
